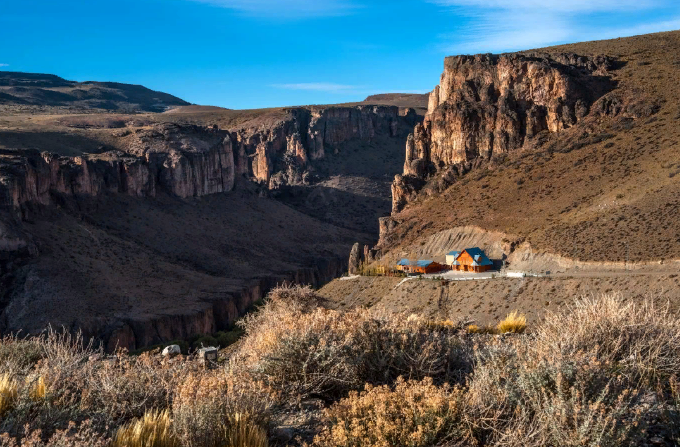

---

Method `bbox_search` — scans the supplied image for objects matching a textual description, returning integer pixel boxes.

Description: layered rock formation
[0,105,418,212]
[0,123,235,210]
[393,52,615,213]
[234,106,418,189]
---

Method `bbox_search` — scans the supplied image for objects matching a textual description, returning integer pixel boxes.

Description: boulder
[161,344,181,357]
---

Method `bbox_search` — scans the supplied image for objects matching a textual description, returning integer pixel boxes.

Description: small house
[449,248,493,273]
[395,259,446,274]
[396,258,411,272]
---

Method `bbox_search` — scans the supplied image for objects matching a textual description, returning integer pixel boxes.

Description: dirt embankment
[319,271,680,328]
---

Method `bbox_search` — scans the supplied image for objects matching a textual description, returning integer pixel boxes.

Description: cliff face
[0,105,417,211]
[394,52,616,213]
[0,105,409,351]
[234,106,418,189]
[0,123,235,209]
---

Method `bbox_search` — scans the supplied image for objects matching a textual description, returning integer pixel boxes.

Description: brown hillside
[380,30,680,263]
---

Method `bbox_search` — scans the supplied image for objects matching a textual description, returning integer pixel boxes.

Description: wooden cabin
[396,259,446,275]
[449,248,493,273]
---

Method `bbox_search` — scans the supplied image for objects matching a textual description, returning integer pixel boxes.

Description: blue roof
[397,258,410,266]
[447,250,461,257]
[416,260,434,267]
[463,248,493,266]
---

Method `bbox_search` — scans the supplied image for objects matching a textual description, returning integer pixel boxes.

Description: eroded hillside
[378,31,680,264]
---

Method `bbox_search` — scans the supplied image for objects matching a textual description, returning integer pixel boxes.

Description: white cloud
[431,0,660,13]
[187,0,357,18]
[272,82,364,92]
[0,64,8,67]
[433,0,679,54]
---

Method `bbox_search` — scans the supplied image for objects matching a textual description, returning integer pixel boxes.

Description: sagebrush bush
[313,377,469,447]
[233,285,473,401]
[0,336,44,376]
[466,341,646,446]
[172,370,274,447]
[533,294,680,387]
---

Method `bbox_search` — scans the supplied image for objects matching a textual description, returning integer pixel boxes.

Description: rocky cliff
[0,123,235,210]
[0,104,412,351]
[0,105,418,211]
[393,52,616,213]
[234,105,418,189]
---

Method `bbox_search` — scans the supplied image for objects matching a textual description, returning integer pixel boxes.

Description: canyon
[0,95,420,350]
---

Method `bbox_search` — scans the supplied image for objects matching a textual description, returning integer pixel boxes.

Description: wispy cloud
[187,0,358,18]
[272,82,364,93]
[0,63,8,67]
[432,0,679,54]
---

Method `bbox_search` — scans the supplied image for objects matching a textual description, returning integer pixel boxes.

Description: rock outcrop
[0,105,419,212]
[392,52,616,213]
[234,106,419,189]
[0,123,235,209]
[349,242,362,275]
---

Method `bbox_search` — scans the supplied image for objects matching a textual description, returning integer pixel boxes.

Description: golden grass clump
[0,374,19,418]
[467,324,498,335]
[223,413,268,447]
[111,409,178,447]
[28,376,46,402]
[496,310,527,334]
[313,377,468,447]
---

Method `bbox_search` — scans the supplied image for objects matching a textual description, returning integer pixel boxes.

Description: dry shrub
[172,370,274,447]
[0,375,19,418]
[111,409,177,447]
[0,330,101,437]
[533,294,680,387]
[313,377,469,447]
[0,421,109,447]
[0,336,44,377]
[463,294,680,446]
[496,310,526,334]
[234,286,472,401]
[79,351,181,423]
[467,340,646,446]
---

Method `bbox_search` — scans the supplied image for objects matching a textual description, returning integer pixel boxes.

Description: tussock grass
[0,375,19,418]
[111,409,178,447]
[467,324,497,334]
[28,376,46,402]
[496,310,527,334]
[223,413,268,447]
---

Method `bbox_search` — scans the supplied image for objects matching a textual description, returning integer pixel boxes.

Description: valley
[2,31,680,354]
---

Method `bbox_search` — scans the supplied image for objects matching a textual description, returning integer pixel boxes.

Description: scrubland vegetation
[0,286,678,446]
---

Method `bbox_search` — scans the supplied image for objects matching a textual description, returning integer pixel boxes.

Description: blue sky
[1,0,679,109]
